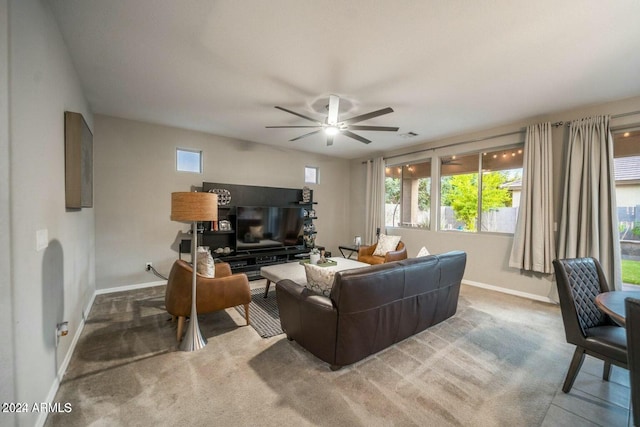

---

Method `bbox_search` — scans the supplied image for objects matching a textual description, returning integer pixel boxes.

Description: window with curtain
[440,146,524,233]
[614,129,640,286]
[385,160,431,229]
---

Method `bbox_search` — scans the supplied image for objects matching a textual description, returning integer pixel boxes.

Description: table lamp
[171,191,218,351]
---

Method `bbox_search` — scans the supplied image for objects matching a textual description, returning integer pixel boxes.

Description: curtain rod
[363,109,640,164]
[554,109,640,127]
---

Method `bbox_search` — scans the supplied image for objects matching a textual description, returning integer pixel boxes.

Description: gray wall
[94,115,352,289]
[350,95,640,302]
[0,0,15,420]
[8,0,94,425]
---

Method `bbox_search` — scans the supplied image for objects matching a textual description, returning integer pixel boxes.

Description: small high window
[305,166,319,184]
[176,148,202,173]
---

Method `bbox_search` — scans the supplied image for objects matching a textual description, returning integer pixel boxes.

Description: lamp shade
[171,192,218,222]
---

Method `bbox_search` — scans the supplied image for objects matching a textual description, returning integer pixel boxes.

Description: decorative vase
[310,253,320,265]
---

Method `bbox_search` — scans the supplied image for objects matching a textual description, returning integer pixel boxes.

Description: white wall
[94,115,352,289]
[8,0,94,425]
[0,0,16,421]
[350,95,640,302]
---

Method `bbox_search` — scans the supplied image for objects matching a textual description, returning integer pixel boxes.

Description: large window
[440,146,523,233]
[385,160,431,229]
[614,129,640,286]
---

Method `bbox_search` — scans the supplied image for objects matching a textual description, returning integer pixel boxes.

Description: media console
[188,182,320,280]
[217,246,312,280]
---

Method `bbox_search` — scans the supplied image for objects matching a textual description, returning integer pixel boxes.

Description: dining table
[595,290,640,326]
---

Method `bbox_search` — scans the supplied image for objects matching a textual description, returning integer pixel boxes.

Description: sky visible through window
[177,149,201,173]
[305,166,318,184]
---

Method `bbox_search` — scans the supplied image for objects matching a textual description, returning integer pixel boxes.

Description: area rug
[235,287,283,338]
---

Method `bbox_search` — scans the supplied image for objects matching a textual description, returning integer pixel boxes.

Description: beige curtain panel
[557,115,622,290]
[365,157,385,245]
[509,122,555,274]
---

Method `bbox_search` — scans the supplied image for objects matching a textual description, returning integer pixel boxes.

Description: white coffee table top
[260,257,369,286]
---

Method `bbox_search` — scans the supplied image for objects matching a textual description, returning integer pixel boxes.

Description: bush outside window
[385,161,431,229]
[440,146,523,233]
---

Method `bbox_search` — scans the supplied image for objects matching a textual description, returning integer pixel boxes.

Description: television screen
[236,206,305,250]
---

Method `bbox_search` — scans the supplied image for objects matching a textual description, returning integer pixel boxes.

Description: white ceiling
[48,0,640,159]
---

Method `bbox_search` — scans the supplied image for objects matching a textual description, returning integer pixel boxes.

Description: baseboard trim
[462,279,557,304]
[36,311,88,427]
[95,280,166,295]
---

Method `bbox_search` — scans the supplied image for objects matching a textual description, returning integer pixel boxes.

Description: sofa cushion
[303,263,336,296]
[373,234,401,256]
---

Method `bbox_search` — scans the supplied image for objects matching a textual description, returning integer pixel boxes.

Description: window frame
[176,147,203,174]
[305,166,319,184]
[438,143,524,235]
[385,158,432,230]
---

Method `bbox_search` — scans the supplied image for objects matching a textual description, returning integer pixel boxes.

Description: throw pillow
[249,225,264,239]
[196,246,215,278]
[303,263,336,296]
[373,233,401,257]
[416,246,430,257]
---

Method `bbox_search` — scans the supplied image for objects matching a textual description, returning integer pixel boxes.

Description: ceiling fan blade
[348,125,399,132]
[274,106,322,124]
[266,125,321,128]
[341,107,394,125]
[327,94,339,125]
[326,134,334,146]
[289,129,322,142]
[342,130,371,144]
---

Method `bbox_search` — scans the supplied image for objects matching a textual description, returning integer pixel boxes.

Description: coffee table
[260,257,370,298]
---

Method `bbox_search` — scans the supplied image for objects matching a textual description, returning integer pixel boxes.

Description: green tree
[385,177,400,204]
[441,172,512,231]
[482,172,512,210]
[418,178,431,211]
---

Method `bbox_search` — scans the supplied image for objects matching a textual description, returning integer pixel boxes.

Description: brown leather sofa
[276,251,466,370]
[357,240,407,264]
[165,260,251,341]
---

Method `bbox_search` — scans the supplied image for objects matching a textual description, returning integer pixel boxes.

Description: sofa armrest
[276,279,338,365]
[385,246,408,263]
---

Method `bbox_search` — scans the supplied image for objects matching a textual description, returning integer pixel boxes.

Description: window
[176,148,202,173]
[305,166,319,184]
[613,129,640,286]
[439,146,523,233]
[385,160,431,229]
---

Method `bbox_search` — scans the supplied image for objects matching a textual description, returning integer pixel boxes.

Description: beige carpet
[45,284,572,426]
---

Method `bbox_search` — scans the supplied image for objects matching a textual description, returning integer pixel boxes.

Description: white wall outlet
[145,262,152,271]
[36,229,48,251]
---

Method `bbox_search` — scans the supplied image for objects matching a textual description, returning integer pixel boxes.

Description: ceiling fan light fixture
[325,126,339,136]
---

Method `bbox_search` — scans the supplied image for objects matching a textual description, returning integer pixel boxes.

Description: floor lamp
[171,191,218,351]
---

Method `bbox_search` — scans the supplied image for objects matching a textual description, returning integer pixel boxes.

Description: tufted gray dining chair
[553,257,627,393]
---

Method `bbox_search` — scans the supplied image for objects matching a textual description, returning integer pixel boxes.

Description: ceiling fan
[266,94,399,146]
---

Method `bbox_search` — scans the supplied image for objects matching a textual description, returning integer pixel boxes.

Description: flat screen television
[236,206,305,250]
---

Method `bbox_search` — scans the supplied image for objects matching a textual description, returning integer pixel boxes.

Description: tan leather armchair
[357,241,407,265]
[165,260,251,341]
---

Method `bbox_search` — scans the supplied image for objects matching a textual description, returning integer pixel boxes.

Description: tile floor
[541,348,632,426]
